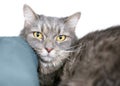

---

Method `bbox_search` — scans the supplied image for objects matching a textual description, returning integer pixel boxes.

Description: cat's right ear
[23,4,38,26]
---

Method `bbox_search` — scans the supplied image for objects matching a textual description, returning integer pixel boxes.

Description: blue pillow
[0,37,39,86]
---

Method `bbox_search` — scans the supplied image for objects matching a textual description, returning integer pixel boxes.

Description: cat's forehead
[37,15,66,34]
[39,15,64,27]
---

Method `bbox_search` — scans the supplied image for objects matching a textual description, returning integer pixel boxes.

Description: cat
[20,4,80,86]
[20,5,120,86]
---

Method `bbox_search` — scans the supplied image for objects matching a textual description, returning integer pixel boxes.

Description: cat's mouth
[40,55,55,63]
[40,57,51,63]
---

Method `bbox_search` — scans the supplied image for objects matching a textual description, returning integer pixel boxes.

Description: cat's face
[21,5,80,74]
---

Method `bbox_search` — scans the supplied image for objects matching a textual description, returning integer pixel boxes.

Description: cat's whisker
[62,47,82,53]
[64,43,82,51]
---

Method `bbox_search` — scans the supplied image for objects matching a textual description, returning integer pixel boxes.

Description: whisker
[62,50,76,53]
[61,43,82,51]
[62,47,82,53]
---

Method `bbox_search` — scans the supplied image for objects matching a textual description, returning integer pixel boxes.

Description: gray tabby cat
[21,5,120,86]
[20,4,80,86]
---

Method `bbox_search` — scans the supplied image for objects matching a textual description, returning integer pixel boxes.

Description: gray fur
[59,26,120,86]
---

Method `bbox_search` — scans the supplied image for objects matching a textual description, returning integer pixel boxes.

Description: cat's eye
[33,32,43,39]
[56,35,66,42]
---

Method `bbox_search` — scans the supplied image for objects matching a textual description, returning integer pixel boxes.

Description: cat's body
[60,26,120,86]
[21,5,120,86]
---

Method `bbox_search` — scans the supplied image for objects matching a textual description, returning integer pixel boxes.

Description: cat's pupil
[59,35,62,39]
[37,32,40,37]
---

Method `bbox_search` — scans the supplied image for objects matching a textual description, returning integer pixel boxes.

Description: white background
[0,0,120,38]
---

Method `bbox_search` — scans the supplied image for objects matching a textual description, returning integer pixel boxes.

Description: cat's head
[20,4,81,74]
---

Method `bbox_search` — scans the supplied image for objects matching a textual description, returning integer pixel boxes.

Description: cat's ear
[23,4,38,25]
[64,12,81,31]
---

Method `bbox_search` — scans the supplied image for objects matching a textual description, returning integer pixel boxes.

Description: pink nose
[45,48,53,53]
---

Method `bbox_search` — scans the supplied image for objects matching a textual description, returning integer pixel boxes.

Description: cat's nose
[45,48,53,53]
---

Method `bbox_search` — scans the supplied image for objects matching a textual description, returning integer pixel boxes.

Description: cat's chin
[39,52,69,74]
[39,58,64,74]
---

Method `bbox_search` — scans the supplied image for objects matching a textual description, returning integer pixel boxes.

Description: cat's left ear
[64,12,81,31]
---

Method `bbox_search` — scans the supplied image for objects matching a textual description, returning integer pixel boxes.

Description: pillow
[0,37,39,86]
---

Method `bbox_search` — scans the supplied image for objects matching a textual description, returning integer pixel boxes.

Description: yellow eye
[56,35,66,42]
[33,32,43,39]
